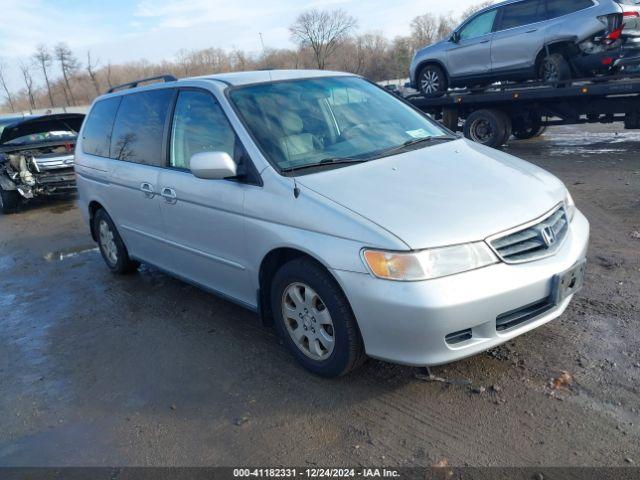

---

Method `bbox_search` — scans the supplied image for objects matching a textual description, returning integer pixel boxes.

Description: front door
[158,89,254,306]
[447,8,499,80]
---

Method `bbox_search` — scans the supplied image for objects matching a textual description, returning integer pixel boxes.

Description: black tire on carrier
[270,257,366,378]
[513,117,544,140]
[0,187,21,214]
[463,109,512,148]
[92,209,140,274]
[418,64,449,98]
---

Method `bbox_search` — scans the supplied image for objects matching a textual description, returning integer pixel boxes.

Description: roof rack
[107,75,178,94]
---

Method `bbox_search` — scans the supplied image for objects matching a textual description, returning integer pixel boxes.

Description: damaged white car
[0,114,84,213]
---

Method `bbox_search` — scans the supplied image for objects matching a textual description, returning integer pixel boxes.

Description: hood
[0,113,85,145]
[298,139,567,250]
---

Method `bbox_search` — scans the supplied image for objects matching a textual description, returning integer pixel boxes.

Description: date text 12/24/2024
[233,469,401,478]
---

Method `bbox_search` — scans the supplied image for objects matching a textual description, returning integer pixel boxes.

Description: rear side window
[498,0,546,30]
[546,0,593,18]
[110,89,174,166]
[82,98,121,157]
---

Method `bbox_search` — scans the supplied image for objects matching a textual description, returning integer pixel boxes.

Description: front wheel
[463,109,511,148]
[0,187,21,214]
[271,258,365,377]
[418,64,448,97]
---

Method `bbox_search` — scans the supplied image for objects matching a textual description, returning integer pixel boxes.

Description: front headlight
[362,242,499,282]
[565,191,576,222]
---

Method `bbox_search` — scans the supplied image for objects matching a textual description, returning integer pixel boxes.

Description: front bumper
[333,210,589,367]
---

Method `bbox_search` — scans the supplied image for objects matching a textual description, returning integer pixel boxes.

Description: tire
[513,117,544,140]
[463,109,510,148]
[93,209,140,274]
[270,258,365,378]
[539,53,571,86]
[0,187,21,214]
[418,64,448,98]
[500,114,513,146]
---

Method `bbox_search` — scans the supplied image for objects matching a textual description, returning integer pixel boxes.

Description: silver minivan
[75,70,589,377]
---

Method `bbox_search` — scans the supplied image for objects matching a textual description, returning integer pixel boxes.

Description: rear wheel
[0,187,21,214]
[271,258,365,377]
[513,117,544,140]
[418,64,448,97]
[539,53,572,86]
[463,109,511,148]
[93,209,140,274]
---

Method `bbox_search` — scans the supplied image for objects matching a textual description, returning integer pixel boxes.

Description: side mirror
[451,32,460,43]
[190,151,237,180]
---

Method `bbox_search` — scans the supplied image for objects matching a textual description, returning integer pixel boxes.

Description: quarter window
[170,90,237,170]
[82,97,121,157]
[110,90,173,166]
[459,9,498,40]
[546,0,593,18]
[498,0,546,30]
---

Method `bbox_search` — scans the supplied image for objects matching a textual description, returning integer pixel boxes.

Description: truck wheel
[418,64,448,98]
[271,257,365,378]
[513,124,545,140]
[464,109,511,148]
[0,187,21,214]
[539,53,571,86]
[93,209,140,274]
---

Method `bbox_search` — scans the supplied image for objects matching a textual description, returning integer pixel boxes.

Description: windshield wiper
[367,136,455,160]
[285,157,368,173]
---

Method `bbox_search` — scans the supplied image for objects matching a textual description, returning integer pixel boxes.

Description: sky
[0,0,480,91]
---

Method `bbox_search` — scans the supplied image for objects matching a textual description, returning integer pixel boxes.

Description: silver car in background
[75,70,589,377]
[410,0,629,96]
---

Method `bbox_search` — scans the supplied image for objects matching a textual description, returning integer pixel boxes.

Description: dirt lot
[0,124,638,467]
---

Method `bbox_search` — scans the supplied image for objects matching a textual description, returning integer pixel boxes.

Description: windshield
[229,76,450,172]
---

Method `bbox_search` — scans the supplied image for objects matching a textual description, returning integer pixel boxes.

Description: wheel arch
[535,40,579,71]
[88,200,105,242]
[414,59,450,86]
[257,247,350,328]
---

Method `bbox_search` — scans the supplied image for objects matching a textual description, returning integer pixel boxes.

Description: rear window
[546,0,594,18]
[110,89,174,166]
[498,0,546,30]
[82,98,121,157]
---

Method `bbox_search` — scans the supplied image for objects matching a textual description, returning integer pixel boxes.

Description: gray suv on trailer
[410,0,631,96]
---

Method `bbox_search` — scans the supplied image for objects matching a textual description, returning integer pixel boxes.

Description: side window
[110,89,173,166]
[546,0,593,19]
[170,90,237,170]
[498,0,546,30]
[459,9,498,40]
[82,97,121,157]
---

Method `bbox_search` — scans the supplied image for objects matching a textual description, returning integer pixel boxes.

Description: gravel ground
[0,124,638,467]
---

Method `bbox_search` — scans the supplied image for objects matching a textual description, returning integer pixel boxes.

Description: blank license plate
[553,260,586,305]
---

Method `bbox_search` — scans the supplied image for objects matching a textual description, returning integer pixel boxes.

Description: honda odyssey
[75,70,589,377]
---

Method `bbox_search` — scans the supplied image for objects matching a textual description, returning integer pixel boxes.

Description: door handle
[526,29,538,33]
[161,187,178,205]
[140,182,155,199]
[480,39,490,44]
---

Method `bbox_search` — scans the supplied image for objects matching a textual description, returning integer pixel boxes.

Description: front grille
[496,297,555,332]
[489,205,568,263]
[33,154,75,171]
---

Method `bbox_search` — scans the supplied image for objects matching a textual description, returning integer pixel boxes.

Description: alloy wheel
[281,282,336,361]
[420,69,440,94]
[99,220,119,266]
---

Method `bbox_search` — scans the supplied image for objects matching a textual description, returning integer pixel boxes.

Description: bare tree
[86,51,101,95]
[0,59,16,112]
[462,1,495,19]
[106,62,114,89]
[290,9,357,69]
[18,62,37,112]
[54,43,79,106]
[410,14,438,51]
[34,45,55,107]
